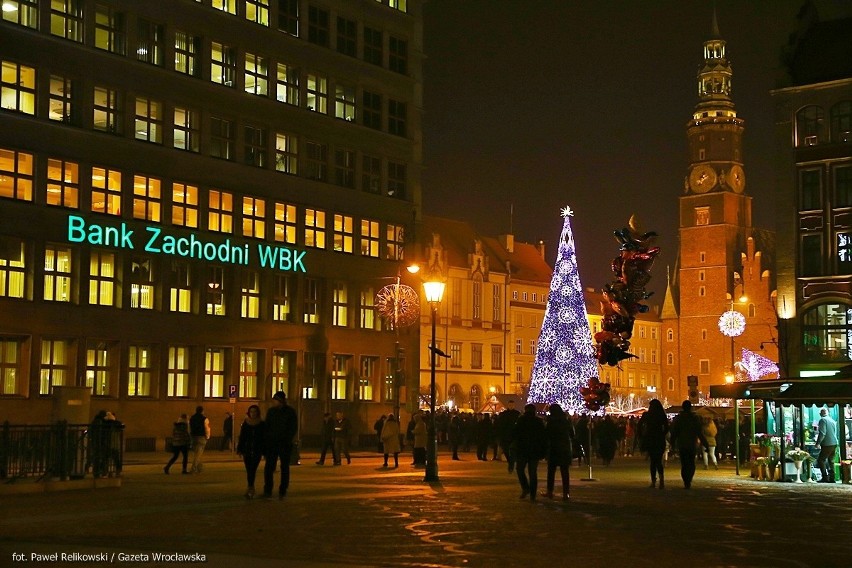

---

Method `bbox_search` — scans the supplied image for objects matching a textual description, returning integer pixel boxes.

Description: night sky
[421,1,852,303]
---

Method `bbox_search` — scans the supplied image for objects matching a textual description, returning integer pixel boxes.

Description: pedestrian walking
[315,412,335,465]
[236,404,266,499]
[542,403,574,501]
[221,412,234,451]
[412,412,427,467]
[381,414,401,468]
[263,391,298,499]
[496,400,521,472]
[189,406,211,474]
[638,399,669,489]
[87,410,108,478]
[702,417,718,470]
[332,410,352,465]
[513,403,546,502]
[164,414,190,475]
[816,407,838,483]
[374,415,387,454]
[669,400,708,489]
[449,413,462,460]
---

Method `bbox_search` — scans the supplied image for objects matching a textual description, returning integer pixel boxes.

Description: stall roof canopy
[709,377,852,404]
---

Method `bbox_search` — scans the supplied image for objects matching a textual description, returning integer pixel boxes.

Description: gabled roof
[419,216,552,283]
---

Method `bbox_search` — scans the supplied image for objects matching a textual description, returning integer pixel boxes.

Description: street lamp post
[423,278,445,482]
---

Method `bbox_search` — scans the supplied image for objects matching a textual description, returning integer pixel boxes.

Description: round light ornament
[718,310,746,337]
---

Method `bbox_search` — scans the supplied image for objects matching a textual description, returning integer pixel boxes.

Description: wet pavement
[1,450,850,568]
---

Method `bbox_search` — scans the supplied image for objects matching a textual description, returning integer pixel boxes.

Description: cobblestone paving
[1,454,850,568]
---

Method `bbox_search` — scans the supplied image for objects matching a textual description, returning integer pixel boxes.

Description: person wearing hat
[669,400,709,489]
[263,391,298,499]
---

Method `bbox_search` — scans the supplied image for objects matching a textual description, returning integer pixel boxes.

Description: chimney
[536,240,546,260]
[499,234,514,253]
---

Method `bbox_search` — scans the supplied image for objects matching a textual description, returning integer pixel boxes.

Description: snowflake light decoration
[375,283,420,329]
[718,310,746,337]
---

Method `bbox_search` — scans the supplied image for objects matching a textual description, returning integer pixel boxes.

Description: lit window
[273,275,293,322]
[306,73,327,113]
[167,346,191,397]
[208,190,233,233]
[136,20,164,66]
[275,133,298,175]
[271,351,293,396]
[174,31,201,77]
[94,4,125,55]
[211,42,236,87]
[204,348,226,398]
[172,182,198,227]
[134,97,163,143]
[240,270,261,319]
[212,0,237,15]
[333,281,348,326]
[303,277,320,324]
[174,107,200,152]
[93,86,121,134]
[127,345,152,397]
[360,219,379,257]
[49,75,75,123]
[242,196,266,239]
[86,343,112,396]
[275,63,300,106]
[360,286,378,330]
[274,202,297,244]
[1,60,35,115]
[50,0,82,42]
[0,148,33,201]
[130,256,154,309]
[331,354,350,399]
[305,208,326,249]
[333,214,354,253]
[2,0,38,29]
[169,261,191,313]
[334,83,355,121]
[132,175,161,221]
[239,350,259,398]
[359,356,378,401]
[245,0,269,25]
[88,250,116,306]
[386,224,404,260]
[0,238,25,298]
[244,53,268,96]
[39,339,71,395]
[43,245,72,302]
[205,266,226,316]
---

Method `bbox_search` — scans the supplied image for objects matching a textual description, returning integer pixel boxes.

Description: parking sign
[228,384,238,402]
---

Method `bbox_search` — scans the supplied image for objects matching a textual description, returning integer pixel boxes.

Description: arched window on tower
[795,105,825,147]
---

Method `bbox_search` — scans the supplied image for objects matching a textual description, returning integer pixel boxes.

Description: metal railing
[0,421,123,482]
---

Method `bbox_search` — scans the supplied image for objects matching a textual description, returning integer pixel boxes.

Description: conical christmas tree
[527,206,599,414]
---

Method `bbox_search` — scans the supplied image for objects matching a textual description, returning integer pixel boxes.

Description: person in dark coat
[513,403,546,502]
[543,404,575,500]
[164,414,190,474]
[87,410,108,478]
[236,404,266,498]
[221,412,233,451]
[496,400,521,473]
[374,415,387,454]
[638,399,669,489]
[448,413,462,460]
[597,416,618,466]
[475,413,491,461]
[263,391,298,499]
[669,400,709,489]
[315,412,335,465]
[332,410,352,465]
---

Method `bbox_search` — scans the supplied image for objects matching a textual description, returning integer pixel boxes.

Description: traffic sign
[228,384,237,403]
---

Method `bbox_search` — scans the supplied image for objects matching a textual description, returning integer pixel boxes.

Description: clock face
[689,164,717,193]
[728,164,746,193]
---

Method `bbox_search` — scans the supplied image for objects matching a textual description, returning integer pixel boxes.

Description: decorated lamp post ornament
[594,215,660,367]
[527,206,600,415]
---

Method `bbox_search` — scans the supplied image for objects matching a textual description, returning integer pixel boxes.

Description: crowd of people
[95,396,838,501]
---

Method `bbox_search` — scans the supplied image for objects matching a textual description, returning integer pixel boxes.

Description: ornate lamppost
[422,277,445,482]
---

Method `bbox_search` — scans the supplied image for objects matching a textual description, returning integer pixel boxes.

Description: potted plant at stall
[787,448,811,483]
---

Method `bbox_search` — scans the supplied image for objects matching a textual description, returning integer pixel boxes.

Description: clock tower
[662,10,777,404]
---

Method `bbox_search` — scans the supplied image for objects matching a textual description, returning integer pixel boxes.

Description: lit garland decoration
[527,207,599,415]
[740,348,779,381]
[375,283,420,329]
[718,310,746,337]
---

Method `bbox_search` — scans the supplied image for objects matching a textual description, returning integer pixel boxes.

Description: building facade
[772,7,852,379]
[661,12,778,404]
[0,0,424,447]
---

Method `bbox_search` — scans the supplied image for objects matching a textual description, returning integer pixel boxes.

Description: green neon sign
[66,214,307,272]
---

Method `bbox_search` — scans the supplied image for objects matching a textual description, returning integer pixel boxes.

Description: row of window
[0,61,411,196]
[0,147,408,254]
[0,241,409,331]
[794,102,852,147]
[799,163,852,211]
[0,337,402,402]
[2,0,409,73]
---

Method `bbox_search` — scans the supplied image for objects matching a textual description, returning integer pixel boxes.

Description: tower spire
[710,1,721,38]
